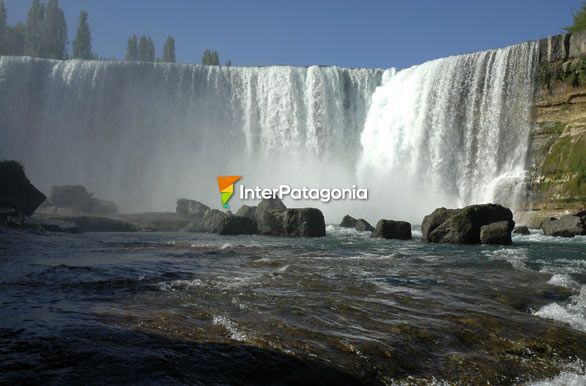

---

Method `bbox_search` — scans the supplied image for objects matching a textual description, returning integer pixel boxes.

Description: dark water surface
[1,227,585,385]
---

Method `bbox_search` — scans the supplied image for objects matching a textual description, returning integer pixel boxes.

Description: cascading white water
[0,42,538,222]
[358,42,538,222]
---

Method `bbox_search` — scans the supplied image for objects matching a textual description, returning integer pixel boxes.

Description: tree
[126,35,137,60]
[162,36,175,62]
[0,1,6,54]
[225,60,232,67]
[201,48,220,65]
[25,0,45,57]
[147,36,155,61]
[4,22,25,55]
[42,0,67,59]
[137,35,148,61]
[72,11,92,59]
[566,2,586,33]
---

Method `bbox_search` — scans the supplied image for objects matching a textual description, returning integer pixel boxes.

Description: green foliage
[162,36,175,63]
[72,11,92,59]
[3,22,25,55]
[0,1,7,54]
[540,136,586,198]
[42,0,67,59]
[25,0,45,57]
[225,60,232,67]
[566,2,586,33]
[201,49,219,65]
[136,35,154,61]
[126,35,137,61]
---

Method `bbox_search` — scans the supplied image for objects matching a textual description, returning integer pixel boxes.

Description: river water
[1,227,585,385]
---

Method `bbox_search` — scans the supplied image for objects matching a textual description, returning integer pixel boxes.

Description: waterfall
[358,42,538,222]
[0,41,538,222]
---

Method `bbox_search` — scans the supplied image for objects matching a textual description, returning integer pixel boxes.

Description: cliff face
[528,33,586,218]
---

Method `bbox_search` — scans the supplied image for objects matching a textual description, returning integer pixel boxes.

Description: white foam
[212,315,248,342]
[484,248,529,271]
[528,360,586,386]
[534,286,586,333]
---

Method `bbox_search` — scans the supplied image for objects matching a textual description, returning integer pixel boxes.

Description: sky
[3,0,584,69]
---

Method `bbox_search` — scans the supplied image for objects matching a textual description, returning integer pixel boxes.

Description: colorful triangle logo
[217,176,241,209]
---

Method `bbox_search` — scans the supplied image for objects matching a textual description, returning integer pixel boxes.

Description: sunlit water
[1,228,585,385]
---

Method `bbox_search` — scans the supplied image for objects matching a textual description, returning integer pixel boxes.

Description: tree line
[0,0,231,65]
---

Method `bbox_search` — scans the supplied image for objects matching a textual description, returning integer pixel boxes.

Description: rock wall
[526,32,586,222]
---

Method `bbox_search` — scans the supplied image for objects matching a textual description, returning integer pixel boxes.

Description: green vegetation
[72,11,92,59]
[540,136,586,198]
[566,1,586,33]
[201,49,220,65]
[162,36,175,63]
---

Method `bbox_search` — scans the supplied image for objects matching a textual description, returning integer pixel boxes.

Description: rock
[421,207,460,242]
[539,34,570,63]
[541,212,586,237]
[480,221,513,245]
[255,198,287,235]
[424,204,514,244]
[370,220,412,240]
[115,212,192,232]
[570,30,586,59]
[355,219,374,232]
[195,209,229,233]
[513,226,530,235]
[0,205,23,228]
[217,215,258,235]
[176,199,210,220]
[49,185,117,214]
[44,215,137,232]
[340,215,357,228]
[266,208,326,237]
[29,214,80,233]
[236,205,256,220]
[0,160,46,217]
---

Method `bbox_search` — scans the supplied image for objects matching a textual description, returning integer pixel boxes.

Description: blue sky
[3,0,583,69]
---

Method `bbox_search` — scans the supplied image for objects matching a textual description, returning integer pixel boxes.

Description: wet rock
[176,199,210,220]
[370,220,412,240]
[421,207,460,241]
[355,219,374,232]
[217,215,258,235]
[513,226,530,235]
[424,204,514,244]
[255,198,287,235]
[0,160,46,217]
[236,205,256,220]
[195,209,228,233]
[28,214,80,233]
[480,221,513,245]
[115,212,192,232]
[49,215,137,232]
[541,211,586,237]
[340,215,358,228]
[49,185,117,215]
[266,208,326,237]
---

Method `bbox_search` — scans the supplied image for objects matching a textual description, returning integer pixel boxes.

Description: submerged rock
[43,214,137,232]
[541,211,586,237]
[513,226,530,235]
[176,199,210,220]
[217,215,258,235]
[0,160,46,217]
[355,219,375,232]
[370,220,412,240]
[115,212,192,232]
[255,198,287,235]
[480,221,513,245]
[266,208,326,237]
[423,204,514,244]
[236,205,257,220]
[340,215,358,228]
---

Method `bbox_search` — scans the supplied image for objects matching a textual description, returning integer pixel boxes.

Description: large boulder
[54,215,137,232]
[541,212,586,237]
[266,208,326,237]
[421,207,460,242]
[480,221,513,245]
[176,199,210,220]
[424,204,514,244]
[0,160,46,217]
[195,209,228,233]
[255,198,287,235]
[217,215,258,235]
[355,219,374,232]
[370,220,412,240]
[340,215,358,228]
[236,205,257,220]
[115,212,192,232]
[49,185,117,215]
